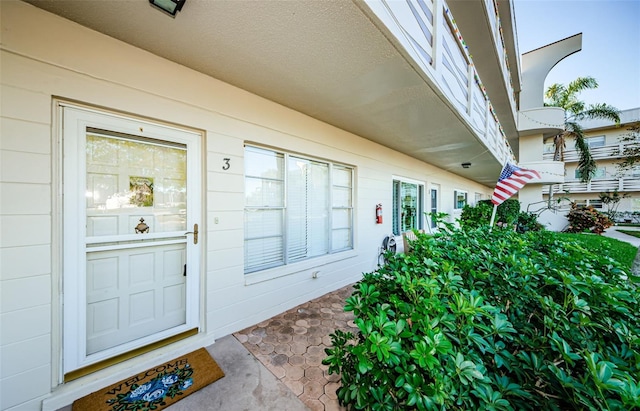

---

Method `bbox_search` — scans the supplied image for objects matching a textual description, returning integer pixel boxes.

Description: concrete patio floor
[233,284,358,411]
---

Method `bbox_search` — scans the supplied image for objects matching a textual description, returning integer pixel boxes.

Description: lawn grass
[554,232,637,270]
[618,229,640,239]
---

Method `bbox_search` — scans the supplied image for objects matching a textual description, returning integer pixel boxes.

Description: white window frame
[586,135,606,148]
[391,177,425,236]
[588,199,603,209]
[244,145,354,276]
[454,190,468,209]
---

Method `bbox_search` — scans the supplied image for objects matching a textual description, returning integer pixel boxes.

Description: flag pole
[489,203,498,232]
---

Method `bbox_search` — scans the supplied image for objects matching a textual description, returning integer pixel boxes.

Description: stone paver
[234,284,358,410]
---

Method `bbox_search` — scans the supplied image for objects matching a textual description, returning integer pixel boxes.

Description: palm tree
[545,76,620,182]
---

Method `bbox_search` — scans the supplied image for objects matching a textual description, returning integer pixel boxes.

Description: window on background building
[586,135,606,148]
[543,142,555,153]
[589,199,603,209]
[454,190,467,209]
[392,179,424,236]
[575,167,606,179]
[632,166,640,177]
[430,187,439,229]
[244,146,353,273]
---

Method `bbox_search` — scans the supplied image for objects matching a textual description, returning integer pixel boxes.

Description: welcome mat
[73,348,224,411]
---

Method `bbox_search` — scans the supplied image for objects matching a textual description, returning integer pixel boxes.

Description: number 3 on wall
[222,158,230,170]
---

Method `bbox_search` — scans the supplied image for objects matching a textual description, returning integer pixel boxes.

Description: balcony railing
[366,0,516,165]
[543,142,640,162]
[543,177,640,194]
[484,0,517,109]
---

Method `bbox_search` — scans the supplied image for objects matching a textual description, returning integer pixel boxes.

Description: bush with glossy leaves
[324,225,639,410]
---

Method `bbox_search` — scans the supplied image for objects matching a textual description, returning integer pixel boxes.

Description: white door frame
[61,104,202,374]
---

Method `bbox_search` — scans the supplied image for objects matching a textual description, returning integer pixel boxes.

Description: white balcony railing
[543,177,640,194]
[484,0,517,110]
[543,142,640,162]
[367,0,516,165]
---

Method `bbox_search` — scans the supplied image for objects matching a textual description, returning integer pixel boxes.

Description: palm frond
[573,131,597,183]
[544,83,566,107]
[566,77,598,95]
[576,103,621,124]
[544,77,620,182]
[565,120,583,135]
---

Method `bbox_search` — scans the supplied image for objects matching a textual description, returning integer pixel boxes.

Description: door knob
[185,223,198,244]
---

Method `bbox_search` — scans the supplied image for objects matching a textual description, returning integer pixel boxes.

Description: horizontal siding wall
[0,2,491,410]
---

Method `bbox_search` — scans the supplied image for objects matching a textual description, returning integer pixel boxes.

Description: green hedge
[460,199,542,233]
[324,227,639,410]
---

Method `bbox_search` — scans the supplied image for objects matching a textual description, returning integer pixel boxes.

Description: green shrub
[324,227,639,410]
[460,201,494,229]
[565,203,614,234]
[460,199,521,229]
[515,211,544,233]
[460,200,542,233]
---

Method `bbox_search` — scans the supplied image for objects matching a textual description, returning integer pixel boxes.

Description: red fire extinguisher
[376,203,383,224]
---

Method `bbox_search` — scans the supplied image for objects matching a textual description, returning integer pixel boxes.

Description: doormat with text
[72,348,224,411]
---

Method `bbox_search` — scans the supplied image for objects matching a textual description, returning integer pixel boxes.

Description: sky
[514,0,640,111]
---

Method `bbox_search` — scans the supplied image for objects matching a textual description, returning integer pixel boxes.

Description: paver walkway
[234,284,358,411]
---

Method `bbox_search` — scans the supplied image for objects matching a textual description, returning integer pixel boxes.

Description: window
[392,179,424,236]
[632,166,640,177]
[454,190,467,209]
[575,167,606,179]
[543,142,555,153]
[430,187,439,229]
[474,192,483,205]
[588,199,603,209]
[586,135,606,148]
[244,146,353,273]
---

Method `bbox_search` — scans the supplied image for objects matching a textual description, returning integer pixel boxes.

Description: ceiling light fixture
[149,0,186,17]
[461,162,471,169]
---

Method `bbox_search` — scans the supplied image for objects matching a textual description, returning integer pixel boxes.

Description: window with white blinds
[244,146,354,273]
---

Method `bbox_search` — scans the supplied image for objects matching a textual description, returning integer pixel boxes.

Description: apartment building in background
[1,1,577,409]
[543,107,640,219]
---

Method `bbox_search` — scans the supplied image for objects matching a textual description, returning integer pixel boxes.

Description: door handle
[185,223,198,244]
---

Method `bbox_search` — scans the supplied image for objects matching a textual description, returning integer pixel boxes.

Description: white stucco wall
[0,2,492,410]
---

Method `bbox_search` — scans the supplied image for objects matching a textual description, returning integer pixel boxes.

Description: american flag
[491,163,541,205]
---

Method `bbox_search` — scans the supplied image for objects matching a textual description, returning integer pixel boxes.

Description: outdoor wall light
[149,0,186,17]
[461,162,472,169]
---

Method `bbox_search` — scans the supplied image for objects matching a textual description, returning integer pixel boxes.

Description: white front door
[62,105,202,375]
